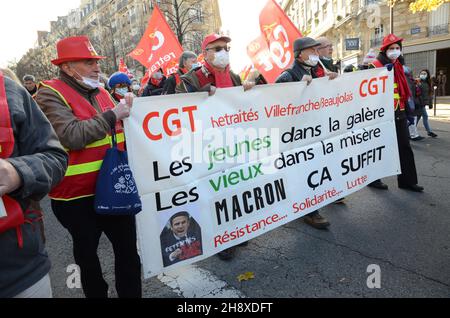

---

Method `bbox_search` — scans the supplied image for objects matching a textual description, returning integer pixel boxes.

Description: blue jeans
[417,107,432,133]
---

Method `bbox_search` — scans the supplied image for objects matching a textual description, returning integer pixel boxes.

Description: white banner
[124,68,400,278]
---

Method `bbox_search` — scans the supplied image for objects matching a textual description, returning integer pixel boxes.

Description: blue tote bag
[94,129,142,215]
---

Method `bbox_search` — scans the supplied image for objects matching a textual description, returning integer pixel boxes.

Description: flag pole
[318,59,330,75]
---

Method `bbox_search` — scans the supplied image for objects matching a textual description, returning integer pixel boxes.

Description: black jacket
[418,80,433,107]
[163,71,185,95]
[142,77,167,97]
[275,60,316,83]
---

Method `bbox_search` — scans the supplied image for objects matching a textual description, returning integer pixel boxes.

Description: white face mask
[387,49,402,60]
[82,77,101,89]
[420,74,428,80]
[304,54,320,67]
[132,84,140,91]
[212,50,230,69]
[73,70,101,89]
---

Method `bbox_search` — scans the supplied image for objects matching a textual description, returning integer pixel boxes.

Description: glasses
[205,46,230,52]
[318,44,333,50]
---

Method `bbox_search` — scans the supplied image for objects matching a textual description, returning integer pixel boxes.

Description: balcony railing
[428,23,449,36]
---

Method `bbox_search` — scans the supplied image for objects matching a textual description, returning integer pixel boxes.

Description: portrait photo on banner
[159,206,204,268]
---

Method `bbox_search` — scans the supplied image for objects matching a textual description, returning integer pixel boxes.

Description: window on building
[429,3,450,36]
[365,0,381,6]
[375,24,384,38]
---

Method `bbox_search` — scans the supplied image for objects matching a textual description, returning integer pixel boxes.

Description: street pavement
[43,109,450,298]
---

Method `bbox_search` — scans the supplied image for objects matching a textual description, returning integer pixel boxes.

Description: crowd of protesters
[1,29,441,298]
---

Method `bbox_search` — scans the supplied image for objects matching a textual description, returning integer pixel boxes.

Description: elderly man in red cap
[369,34,424,193]
[35,36,142,298]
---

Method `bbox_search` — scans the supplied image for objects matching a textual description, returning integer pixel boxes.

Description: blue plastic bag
[94,129,142,215]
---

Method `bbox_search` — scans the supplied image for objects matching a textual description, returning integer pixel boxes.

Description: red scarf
[315,64,326,78]
[204,62,234,88]
[393,59,411,106]
[150,77,163,87]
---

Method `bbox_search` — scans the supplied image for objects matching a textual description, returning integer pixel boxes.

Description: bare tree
[158,0,210,53]
[14,46,59,82]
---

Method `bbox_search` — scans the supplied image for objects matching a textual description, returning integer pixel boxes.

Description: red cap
[52,36,105,65]
[380,34,404,52]
[201,34,231,51]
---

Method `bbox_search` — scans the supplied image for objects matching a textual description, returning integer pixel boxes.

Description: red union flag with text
[247,0,302,83]
[119,58,133,78]
[129,5,183,76]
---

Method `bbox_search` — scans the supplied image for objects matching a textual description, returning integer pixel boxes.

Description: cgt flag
[129,5,183,76]
[247,0,302,83]
[247,35,278,83]
[119,58,133,78]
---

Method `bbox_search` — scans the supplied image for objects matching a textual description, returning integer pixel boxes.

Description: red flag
[197,53,206,65]
[247,35,279,83]
[141,70,150,86]
[119,58,133,78]
[129,5,183,77]
[239,64,253,82]
[247,0,302,83]
[119,58,128,73]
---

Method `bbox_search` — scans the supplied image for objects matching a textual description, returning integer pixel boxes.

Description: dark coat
[142,77,167,97]
[163,70,185,95]
[418,80,433,107]
[275,59,316,83]
[0,77,68,297]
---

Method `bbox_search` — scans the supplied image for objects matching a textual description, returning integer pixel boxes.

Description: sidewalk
[432,97,450,121]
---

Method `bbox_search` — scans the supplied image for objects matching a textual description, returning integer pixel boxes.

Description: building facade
[17,0,222,79]
[282,0,450,93]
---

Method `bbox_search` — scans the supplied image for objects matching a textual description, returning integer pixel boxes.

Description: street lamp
[390,5,394,33]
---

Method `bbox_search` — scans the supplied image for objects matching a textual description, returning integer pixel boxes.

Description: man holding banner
[163,51,199,95]
[275,37,335,229]
[175,33,254,261]
[176,34,241,94]
[315,37,340,77]
[36,36,142,298]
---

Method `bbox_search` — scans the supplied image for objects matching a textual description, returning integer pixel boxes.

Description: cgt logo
[143,106,198,141]
[359,76,389,97]
[148,30,165,63]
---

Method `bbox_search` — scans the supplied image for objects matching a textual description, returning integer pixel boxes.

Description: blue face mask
[191,63,202,69]
[420,74,428,80]
[116,87,129,97]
